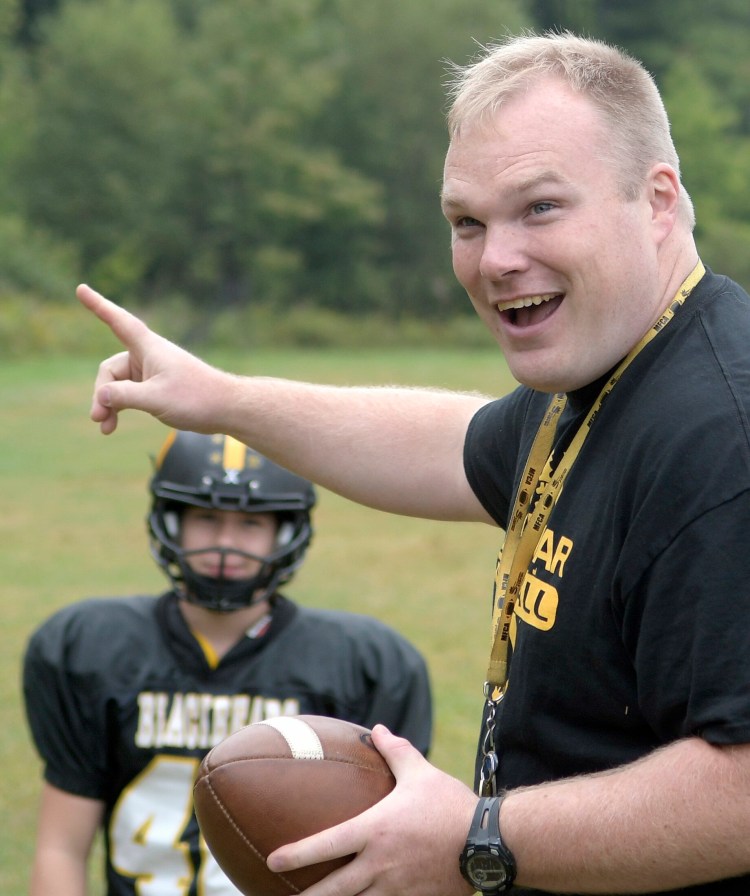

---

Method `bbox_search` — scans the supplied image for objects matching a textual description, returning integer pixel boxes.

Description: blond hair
[446,31,694,227]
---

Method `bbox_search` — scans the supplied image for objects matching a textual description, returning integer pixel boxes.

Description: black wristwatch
[459,796,517,894]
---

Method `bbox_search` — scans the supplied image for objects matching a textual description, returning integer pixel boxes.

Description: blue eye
[530,202,555,215]
[456,216,482,228]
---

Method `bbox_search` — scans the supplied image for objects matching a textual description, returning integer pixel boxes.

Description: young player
[23,430,432,896]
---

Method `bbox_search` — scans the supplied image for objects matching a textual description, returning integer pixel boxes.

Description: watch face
[465,852,509,888]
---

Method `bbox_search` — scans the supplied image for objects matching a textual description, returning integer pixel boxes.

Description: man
[76,30,750,896]
[23,430,432,896]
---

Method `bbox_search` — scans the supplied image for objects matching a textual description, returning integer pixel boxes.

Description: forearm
[30,848,88,896]
[503,737,750,893]
[220,375,492,521]
[30,784,102,896]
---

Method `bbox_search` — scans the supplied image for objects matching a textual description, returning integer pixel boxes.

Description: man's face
[442,78,671,393]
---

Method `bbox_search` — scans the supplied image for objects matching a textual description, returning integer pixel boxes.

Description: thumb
[91,375,152,435]
[370,724,425,780]
[96,378,154,413]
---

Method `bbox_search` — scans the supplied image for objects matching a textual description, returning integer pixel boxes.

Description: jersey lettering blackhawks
[24,592,432,895]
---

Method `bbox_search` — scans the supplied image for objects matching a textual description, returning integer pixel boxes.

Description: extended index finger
[76,283,149,349]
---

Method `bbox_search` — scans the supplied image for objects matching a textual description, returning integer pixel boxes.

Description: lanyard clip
[477,682,504,796]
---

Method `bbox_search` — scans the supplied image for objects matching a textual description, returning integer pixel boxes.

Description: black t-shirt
[464,269,750,895]
[24,591,432,896]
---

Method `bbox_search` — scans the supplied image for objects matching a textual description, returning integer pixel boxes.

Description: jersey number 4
[109,755,240,895]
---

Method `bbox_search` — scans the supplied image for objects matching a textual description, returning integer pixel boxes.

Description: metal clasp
[478,683,504,796]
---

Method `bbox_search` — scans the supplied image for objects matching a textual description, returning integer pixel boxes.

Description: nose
[478,223,529,281]
[214,518,243,548]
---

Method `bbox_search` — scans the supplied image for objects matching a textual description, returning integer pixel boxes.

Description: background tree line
[1,0,749,349]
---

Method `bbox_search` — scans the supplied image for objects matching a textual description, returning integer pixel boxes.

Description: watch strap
[460,795,517,894]
[475,795,502,847]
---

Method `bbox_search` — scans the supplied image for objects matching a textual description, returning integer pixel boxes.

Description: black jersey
[464,269,750,895]
[24,591,432,896]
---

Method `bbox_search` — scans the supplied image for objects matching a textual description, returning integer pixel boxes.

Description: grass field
[0,345,516,894]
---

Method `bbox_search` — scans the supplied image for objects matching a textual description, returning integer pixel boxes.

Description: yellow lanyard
[478,260,705,793]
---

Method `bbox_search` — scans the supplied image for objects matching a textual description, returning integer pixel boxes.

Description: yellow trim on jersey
[191,628,220,670]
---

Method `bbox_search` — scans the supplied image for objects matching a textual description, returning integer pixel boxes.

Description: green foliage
[527,0,750,293]
[0,0,19,45]
[311,0,529,317]
[16,0,187,285]
[659,45,750,288]
[0,291,496,356]
[0,293,121,356]
[0,0,528,323]
[9,0,388,310]
[0,214,77,297]
[662,56,750,213]
[530,0,598,35]
[685,0,750,134]
[2,0,750,338]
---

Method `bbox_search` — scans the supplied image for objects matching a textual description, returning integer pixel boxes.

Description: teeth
[502,294,557,311]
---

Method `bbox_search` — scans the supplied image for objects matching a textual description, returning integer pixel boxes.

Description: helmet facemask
[148,432,315,612]
[150,508,308,612]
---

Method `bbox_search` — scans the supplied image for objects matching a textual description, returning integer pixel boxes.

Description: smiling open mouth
[500,293,563,327]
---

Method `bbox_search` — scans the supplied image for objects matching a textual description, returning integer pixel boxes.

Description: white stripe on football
[258,716,325,760]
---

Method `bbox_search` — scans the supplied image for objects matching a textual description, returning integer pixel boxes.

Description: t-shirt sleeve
[463,389,536,527]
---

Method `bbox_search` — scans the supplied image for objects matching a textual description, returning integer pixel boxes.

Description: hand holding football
[193,715,396,896]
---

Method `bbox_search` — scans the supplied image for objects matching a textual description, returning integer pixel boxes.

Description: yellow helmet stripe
[155,430,177,470]
[222,436,247,473]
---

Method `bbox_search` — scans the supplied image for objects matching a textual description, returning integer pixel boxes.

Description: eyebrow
[441,169,572,210]
[514,170,571,192]
[440,192,463,210]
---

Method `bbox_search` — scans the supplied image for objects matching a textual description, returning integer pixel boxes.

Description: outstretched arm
[77,285,494,522]
[268,731,750,895]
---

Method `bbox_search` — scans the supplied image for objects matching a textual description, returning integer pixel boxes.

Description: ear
[648,163,681,245]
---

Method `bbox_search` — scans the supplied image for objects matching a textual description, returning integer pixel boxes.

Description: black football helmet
[148,431,316,611]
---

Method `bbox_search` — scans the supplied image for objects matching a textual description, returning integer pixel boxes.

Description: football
[193,715,396,896]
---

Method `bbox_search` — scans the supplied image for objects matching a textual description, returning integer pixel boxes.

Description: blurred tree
[11,0,383,310]
[530,0,694,77]
[0,0,80,297]
[529,0,750,289]
[144,0,384,311]
[529,0,597,35]
[677,0,750,134]
[315,0,528,317]
[0,0,19,42]
[662,54,750,288]
[10,0,749,316]
[14,0,189,297]
[13,0,59,45]
[7,0,529,317]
